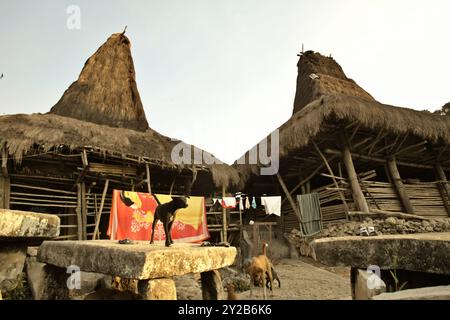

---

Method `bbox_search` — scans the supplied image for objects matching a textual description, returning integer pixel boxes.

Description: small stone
[422,220,430,228]
[385,217,397,225]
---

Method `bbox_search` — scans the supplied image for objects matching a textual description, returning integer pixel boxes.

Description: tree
[433,102,450,116]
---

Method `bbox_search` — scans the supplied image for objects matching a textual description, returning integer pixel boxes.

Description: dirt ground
[175,258,352,300]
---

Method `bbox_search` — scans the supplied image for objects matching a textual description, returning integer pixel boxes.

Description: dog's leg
[163,221,171,247]
[262,274,267,300]
[168,220,174,244]
[149,219,157,244]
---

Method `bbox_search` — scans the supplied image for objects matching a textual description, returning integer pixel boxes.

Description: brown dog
[247,243,273,299]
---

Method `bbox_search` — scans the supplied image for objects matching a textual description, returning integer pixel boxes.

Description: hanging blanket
[107,190,209,243]
[296,193,322,236]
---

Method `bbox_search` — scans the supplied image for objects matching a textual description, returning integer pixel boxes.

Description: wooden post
[276,173,301,219]
[313,141,349,213]
[145,163,152,194]
[0,176,10,209]
[76,183,83,240]
[341,140,370,212]
[222,184,227,243]
[386,157,414,214]
[2,144,8,176]
[92,179,109,240]
[81,182,87,240]
[435,164,450,216]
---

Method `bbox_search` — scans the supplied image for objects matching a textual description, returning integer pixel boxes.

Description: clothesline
[211,194,281,216]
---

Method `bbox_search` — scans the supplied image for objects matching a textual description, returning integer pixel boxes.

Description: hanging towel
[297,193,322,236]
[239,198,244,211]
[251,197,257,209]
[261,196,282,216]
[222,197,237,209]
[245,197,251,209]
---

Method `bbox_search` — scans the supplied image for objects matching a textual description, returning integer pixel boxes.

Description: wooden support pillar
[76,183,83,240]
[276,173,301,219]
[2,144,8,176]
[386,157,414,214]
[145,163,152,194]
[435,164,450,216]
[222,185,227,243]
[0,175,10,209]
[341,140,370,213]
[81,182,87,240]
[92,179,109,240]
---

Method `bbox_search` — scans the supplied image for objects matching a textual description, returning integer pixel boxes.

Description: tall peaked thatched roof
[49,33,149,131]
[235,51,450,180]
[293,51,374,114]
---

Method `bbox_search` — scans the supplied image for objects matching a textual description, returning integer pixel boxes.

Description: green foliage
[2,272,32,300]
[231,278,250,292]
[387,255,408,292]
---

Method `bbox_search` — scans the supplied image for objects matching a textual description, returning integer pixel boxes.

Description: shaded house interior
[235,51,450,234]
[0,33,240,241]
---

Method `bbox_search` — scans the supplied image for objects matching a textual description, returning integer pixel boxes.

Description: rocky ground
[175,258,351,300]
[286,217,450,257]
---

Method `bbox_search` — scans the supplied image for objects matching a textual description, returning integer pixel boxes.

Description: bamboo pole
[92,179,109,240]
[81,182,87,240]
[145,163,152,194]
[435,164,450,216]
[222,184,227,243]
[313,141,349,214]
[341,139,370,213]
[386,157,414,214]
[2,143,8,176]
[76,183,83,240]
[276,173,301,219]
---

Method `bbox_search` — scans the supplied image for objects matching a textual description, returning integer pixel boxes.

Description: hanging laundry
[222,197,237,209]
[108,190,210,242]
[239,198,244,211]
[251,197,257,209]
[245,197,250,209]
[261,196,281,216]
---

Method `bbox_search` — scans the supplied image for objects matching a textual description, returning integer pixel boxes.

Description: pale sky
[1,0,449,164]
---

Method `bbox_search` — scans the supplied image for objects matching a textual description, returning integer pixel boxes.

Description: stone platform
[0,209,60,295]
[0,209,60,240]
[311,232,450,274]
[37,240,237,300]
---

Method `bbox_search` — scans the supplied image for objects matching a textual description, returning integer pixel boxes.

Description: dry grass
[49,33,149,131]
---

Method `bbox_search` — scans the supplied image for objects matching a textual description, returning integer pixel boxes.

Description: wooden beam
[349,124,361,142]
[395,141,428,156]
[81,182,87,240]
[276,173,301,219]
[386,157,414,214]
[222,185,227,243]
[2,144,8,176]
[435,164,450,216]
[145,163,152,194]
[92,179,109,240]
[76,183,83,240]
[341,137,369,212]
[312,141,349,213]
[324,149,442,170]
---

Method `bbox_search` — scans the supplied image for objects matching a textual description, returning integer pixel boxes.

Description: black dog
[150,195,189,247]
[266,265,281,289]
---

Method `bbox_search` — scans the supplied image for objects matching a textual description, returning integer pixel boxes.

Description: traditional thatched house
[0,33,240,241]
[236,51,450,234]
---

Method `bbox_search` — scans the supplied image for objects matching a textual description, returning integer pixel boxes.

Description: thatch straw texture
[235,94,450,176]
[0,113,240,189]
[293,51,374,114]
[49,33,149,131]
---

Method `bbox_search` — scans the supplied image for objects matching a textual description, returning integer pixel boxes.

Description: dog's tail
[262,242,268,256]
[153,194,162,206]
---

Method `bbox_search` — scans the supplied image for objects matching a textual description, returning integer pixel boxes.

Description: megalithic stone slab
[0,209,60,239]
[311,232,450,275]
[38,241,237,280]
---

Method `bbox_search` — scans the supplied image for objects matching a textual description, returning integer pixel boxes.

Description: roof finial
[121,25,127,35]
[298,43,304,56]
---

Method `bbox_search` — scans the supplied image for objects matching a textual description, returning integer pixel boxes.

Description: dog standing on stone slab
[150,195,189,247]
